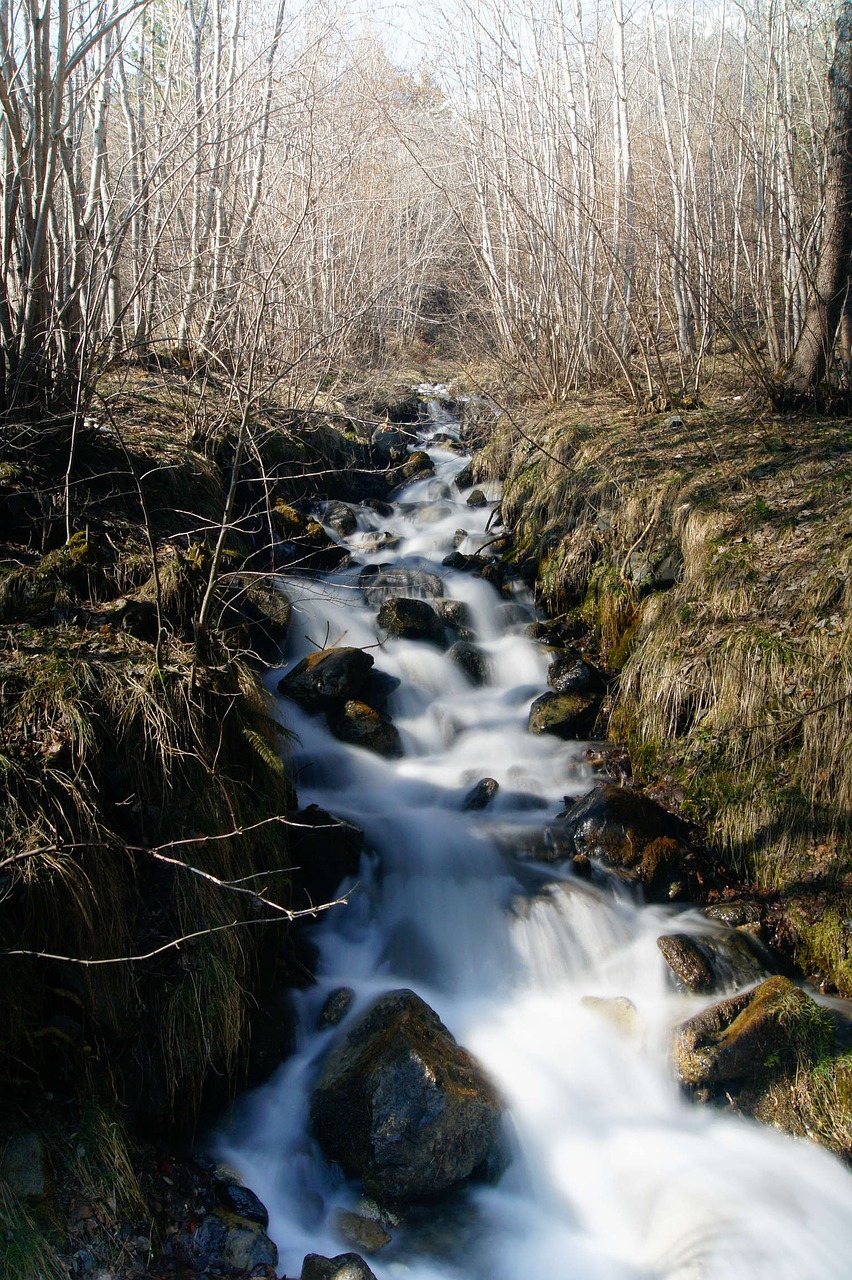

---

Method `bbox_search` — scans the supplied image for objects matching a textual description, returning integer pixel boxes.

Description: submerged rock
[463,778,500,810]
[581,996,641,1042]
[278,646,374,712]
[310,989,505,1202]
[527,690,600,739]
[448,640,489,685]
[332,1208,392,1253]
[377,596,445,645]
[320,987,356,1028]
[328,700,403,757]
[362,566,443,606]
[672,975,834,1088]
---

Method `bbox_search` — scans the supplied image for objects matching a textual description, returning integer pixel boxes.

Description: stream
[219,394,852,1279]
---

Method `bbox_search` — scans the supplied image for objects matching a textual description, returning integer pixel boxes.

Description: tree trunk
[779,2,852,399]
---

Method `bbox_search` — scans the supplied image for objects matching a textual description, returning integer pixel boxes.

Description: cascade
[219,392,852,1280]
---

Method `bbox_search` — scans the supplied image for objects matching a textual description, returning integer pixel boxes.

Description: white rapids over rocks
[219,394,852,1280]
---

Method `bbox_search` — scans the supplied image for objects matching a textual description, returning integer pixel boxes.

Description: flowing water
[220,395,852,1279]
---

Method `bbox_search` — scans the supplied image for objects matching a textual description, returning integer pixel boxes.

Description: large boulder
[527,690,600,739]
[310,989,505,1202]
[377,597,445,645]
[278,647,374,712]
[555,783,700,901]
[327,701,403,758]
[672,975,834,1088]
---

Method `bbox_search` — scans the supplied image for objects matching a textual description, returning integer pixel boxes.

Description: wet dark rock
[362,667,401,713]
[332,1208,391,1253]
[281,518,350,572]
[362,566,444,606]
[301,1253,378,1280]
[365,498,394,518]
[572,852,592,878]
[448,640,489,685]
[454,462,475,490]
[323,502,359,537]
[372,425,417,459]
[433,598,475,640]
[442,550,479,572]
[392,451,434,485]
[328,700,404,757]
[659,928,771,994]
[287,804,365,910]
[657,934,716,993]
[672,975,833,1088]
[166,1209,278,1274]
[466,488,488,508]
[547,648,606,696]
[377,596,445,645]
[213,1181,270,1228]
[498,601,533,628]
[310,988,505,1202]
[463,778,500,811]
[278,647,374,712]
[320,987,356,1028]
[705,899,762,929]
[527,690,600,739]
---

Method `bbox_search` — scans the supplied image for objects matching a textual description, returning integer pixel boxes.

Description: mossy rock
[527,690,600,739]
[272,501,306,536]
[672,975,835,1088]
[327,700,403,758]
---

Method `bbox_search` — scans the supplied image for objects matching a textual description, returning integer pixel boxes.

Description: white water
[220,398,852,1280]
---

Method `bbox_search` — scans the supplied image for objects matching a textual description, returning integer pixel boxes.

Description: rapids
[219,393,852,1279]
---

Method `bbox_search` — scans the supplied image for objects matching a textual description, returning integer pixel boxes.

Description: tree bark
[779,2,852,399]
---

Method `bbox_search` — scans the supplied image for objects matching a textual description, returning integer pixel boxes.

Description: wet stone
[547,648,605,696]
[377,596,445,645]
[332,1208,392,1253]
[463,778,500,810]
[278,646,374,712]
[213,1180,270,1228]
[527,690,600,739]
[301,1254,378,1280]
[448,640,489,685]
[466,488,488,507]
[320,987,356,1028]
[327,700,404,758]
[657,933,716,993]
[362,566,444,607]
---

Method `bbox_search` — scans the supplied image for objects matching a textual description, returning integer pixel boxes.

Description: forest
[1,0,851,1276]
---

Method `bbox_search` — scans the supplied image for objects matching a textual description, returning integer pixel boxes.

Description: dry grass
[479,392,852,988]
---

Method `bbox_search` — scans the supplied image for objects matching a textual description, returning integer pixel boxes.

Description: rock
[301,1253,377,1280]
[657,934,715,993]
[328,700,403,758]
[392,450,434,484]
[547,648,605,696]
[287,805,365,909]
[1,1131,48,1201]
[332,1208,391,1253]
[528,690,600,739]
[466,488,487,507]
[463,778,500,811]
[285,518,350,572]
[362,567,443,607]
[166,1210,278,1274]
[323,502,359,537]
[372,425,415,459]
[320,987,355,1028]
[365,498,394,518]
[433,598,475,640]
[272,500,306,536]
[441,551,479,572]
[672,975,834,1088]
[448,640,489,685]
[362,668,401,713]
[377,597,445,645]
[213,1181,270,1228]
[704,899,761,929]
[555,783,699,900]
[581,996,641,1041]
[454,462,475,490]
[278,647,374,712]
[310,989,505,1202]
